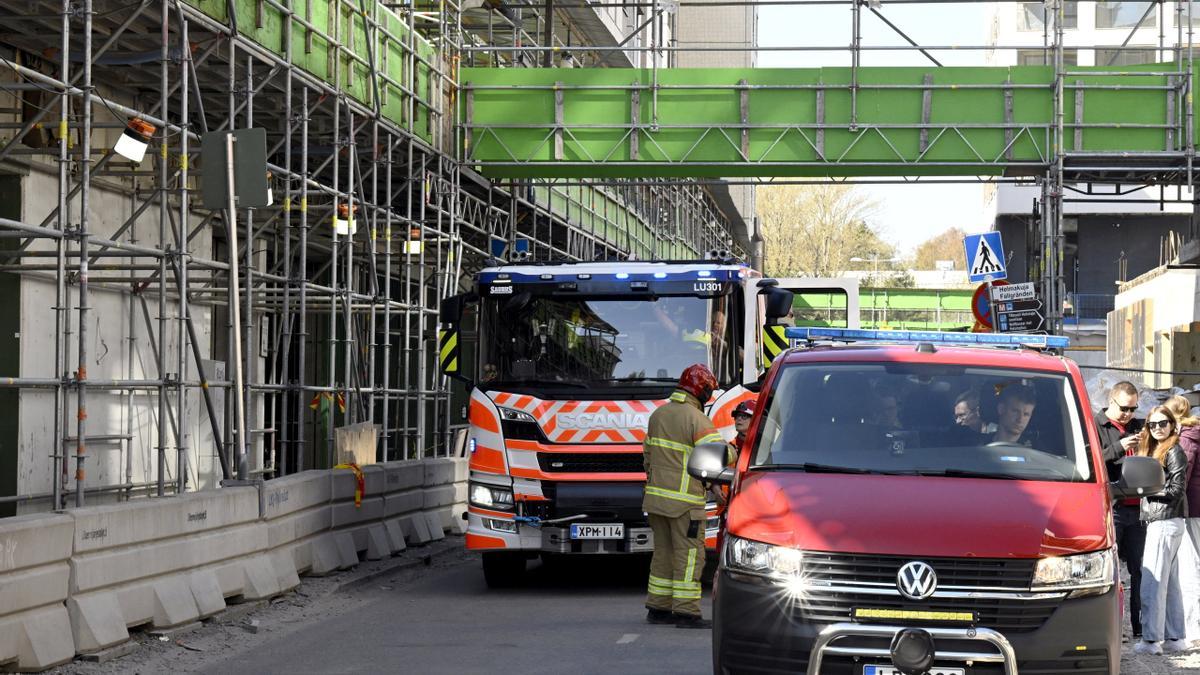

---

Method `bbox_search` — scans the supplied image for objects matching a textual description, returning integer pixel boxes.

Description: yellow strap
[645,486,706,506]
[647,437,691,453]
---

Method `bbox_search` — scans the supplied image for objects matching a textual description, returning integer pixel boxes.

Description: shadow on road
[504,554,653,593]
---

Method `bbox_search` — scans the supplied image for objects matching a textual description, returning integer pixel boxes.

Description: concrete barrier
[66,487,281,653]
[379,460,429,547]
[0,456,470,667]
[423,458,469,536]
[328,465,391,566]
[0,513,75,670]
[261,470,333,582]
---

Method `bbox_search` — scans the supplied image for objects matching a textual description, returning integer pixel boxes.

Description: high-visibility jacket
[643,389,723,518]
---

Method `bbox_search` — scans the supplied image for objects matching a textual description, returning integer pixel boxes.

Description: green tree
[757,184,892,277]
[910,227,968,271]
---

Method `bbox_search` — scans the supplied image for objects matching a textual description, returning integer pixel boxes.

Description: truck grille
[795,591,1058,633]
[805,552,1036,590]
[537,452,644,473]
[796,553,1052,633]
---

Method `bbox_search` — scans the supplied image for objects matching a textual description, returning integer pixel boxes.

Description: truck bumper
[465,509,656,554]
[465,505,721,554]
[712,569,1119,675]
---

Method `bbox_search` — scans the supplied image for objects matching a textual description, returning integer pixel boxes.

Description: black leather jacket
[1141,444,1189,523]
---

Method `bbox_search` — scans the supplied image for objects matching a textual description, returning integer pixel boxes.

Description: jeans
[1140,517,1187,642]
[1183,518,1200,640]
[1115,505,1146,633]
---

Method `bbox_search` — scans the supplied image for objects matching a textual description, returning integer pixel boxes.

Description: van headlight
[726,535,804,578]
[469,483,514,511]
[1032,548,1115,597]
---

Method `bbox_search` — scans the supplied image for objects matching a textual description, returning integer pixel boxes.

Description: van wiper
[910,469,1023,480]
[754,463,880,475]
[488,378,588,389]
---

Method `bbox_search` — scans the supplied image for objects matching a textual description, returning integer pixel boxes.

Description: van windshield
[751,363,1093,482]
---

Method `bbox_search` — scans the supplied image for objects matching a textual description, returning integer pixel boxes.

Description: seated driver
[990,384,1037,446]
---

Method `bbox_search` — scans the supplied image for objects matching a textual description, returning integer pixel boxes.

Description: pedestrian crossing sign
[963,232,1007,283]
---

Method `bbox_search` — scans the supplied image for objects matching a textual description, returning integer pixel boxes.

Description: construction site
[2,0,1200,670]
[0,0,1197,511]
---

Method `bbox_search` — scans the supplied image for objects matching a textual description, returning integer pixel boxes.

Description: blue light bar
[784,327,1070,349]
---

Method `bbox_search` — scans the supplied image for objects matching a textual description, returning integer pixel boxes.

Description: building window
[1096,1,1156,29]
[1016,48,1079,65]
[1017,1,1078,31]
[1094,46,1158,65]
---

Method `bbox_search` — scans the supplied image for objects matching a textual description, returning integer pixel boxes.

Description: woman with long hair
[1134,405,1191,655]
[1165,395,1200,645]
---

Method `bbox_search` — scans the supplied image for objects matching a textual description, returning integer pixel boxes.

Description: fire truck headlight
[497,407,537,424]
[469,483,514,511]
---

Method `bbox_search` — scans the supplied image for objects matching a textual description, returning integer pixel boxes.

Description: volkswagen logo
[897,561,938,600]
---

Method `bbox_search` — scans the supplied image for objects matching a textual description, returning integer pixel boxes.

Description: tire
[701,550,718,587]
[482,552,526,588]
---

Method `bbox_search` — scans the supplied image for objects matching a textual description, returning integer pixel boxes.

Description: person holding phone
[1095,381,1146,639]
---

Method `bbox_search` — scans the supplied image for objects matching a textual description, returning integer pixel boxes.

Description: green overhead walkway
[461,64,1196,178]
[795,288,974,331]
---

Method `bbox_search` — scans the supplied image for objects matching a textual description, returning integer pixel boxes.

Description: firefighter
[643,363,723,629]
[713,399,754,514]
[731,399,756,453]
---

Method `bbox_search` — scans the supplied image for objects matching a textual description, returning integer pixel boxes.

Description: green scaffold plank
[461,64,1195,178]
[186,0,438,143]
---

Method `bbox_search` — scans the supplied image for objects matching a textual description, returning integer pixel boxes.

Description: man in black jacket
[1095,381,1145,638]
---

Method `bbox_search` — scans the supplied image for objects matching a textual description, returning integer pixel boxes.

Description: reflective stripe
[644,486,706,505]
[648,586,673,596]
[669,391,688,403]
[672,588,703,599]
[684,548,698,584]
[694,432,723,445]
[649,575,675,589]
[647,437,691,453]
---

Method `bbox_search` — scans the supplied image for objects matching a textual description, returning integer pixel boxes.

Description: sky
[755,2,994,255]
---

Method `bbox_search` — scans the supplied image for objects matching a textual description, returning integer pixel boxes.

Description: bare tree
[757,184,891,278]
[910,227,968,270]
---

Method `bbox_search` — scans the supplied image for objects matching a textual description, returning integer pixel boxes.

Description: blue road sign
[963,232,1007,283]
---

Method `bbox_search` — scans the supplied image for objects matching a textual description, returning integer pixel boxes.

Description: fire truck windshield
[478,293,740,390]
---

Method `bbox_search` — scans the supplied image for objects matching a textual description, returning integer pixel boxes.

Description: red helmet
[678,363,718,402]
[733,399,757,419]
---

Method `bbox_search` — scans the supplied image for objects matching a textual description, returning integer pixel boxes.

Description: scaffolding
[6,0,1189,512]
[0,0,739,511]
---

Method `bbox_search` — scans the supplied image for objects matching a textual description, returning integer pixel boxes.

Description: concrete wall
[1108,266,1200,388]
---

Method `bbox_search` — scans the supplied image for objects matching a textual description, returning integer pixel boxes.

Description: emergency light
[785,327,1070,350]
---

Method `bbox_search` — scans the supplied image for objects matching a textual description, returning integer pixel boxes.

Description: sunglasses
[1111,404,1138,413]
[1146,419,1173,431]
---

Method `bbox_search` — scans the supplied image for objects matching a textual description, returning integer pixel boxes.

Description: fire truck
[437,258,858,586]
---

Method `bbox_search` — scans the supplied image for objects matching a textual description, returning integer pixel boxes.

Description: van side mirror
[687,442,734,485]
[1111,455,1165,501]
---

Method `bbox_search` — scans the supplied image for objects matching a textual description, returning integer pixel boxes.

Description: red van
[689,328,1165,675]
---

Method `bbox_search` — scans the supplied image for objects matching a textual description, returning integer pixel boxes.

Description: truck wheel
[702,550,718,587]
[482,552,526,588]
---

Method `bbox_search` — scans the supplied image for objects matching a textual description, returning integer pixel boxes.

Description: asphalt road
[199,554,713,675]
